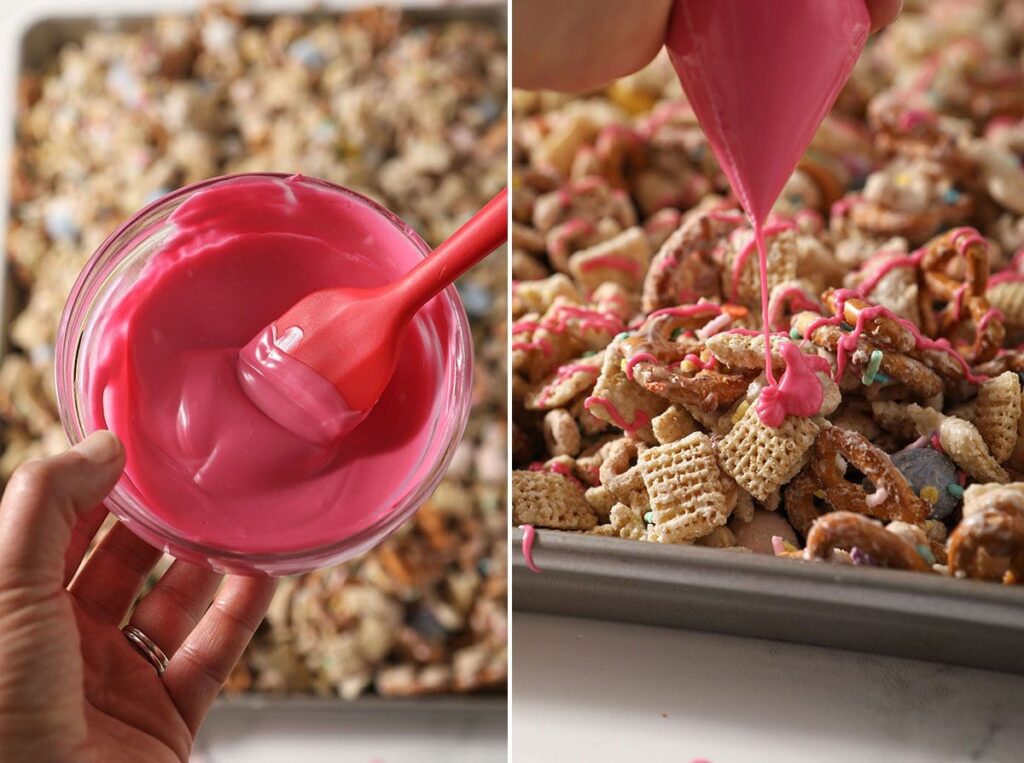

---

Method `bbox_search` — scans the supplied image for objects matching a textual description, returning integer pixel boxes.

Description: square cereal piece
[975,371,1021,463]
[568,227,651,293]
[638,432,729,543]
[512,470,596,530]
[714,404,819,502]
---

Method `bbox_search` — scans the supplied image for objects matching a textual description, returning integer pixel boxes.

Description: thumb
[0,431,125,596]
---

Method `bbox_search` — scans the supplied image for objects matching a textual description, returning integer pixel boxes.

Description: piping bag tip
[237,325,369,445]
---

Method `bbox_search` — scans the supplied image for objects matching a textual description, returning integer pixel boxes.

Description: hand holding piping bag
[513,0,902,91]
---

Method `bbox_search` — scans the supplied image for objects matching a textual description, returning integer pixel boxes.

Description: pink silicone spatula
[238,188,507,445]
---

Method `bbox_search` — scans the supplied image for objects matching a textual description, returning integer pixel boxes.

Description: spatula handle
[395,187,508,316]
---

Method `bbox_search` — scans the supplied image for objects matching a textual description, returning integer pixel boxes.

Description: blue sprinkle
[474,96,501,123]
[456,281,492,318]
[789,327,802,340]
[874,373,891,384]
[615,331,631,340]
[288,38,326,68]
[943,188,961,204]
[643,511,654,524]
[840,322,855,332]
[916,544,936,565]
[44,200,78,241]
[144,186,171,204]
[947,483,965,500]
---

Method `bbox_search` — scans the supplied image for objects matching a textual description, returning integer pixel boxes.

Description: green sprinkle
[840,321,855,332]
[583,350,597,357]
[615,331,630,341]
[671,327,684,340]
[861,349,884,386]
[789,327,802,340]
[874,373,891,383]
[947,484,965,499]
[916,544,936,565]
[643,511,654,525]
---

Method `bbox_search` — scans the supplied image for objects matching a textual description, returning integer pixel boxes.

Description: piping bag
[237,188,508,445]
[665,0,870,424]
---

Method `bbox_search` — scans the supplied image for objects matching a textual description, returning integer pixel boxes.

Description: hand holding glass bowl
[55,173,476,575]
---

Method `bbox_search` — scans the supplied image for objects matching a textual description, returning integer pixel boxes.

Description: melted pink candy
[768,285,820,331]
[536,361,600,406]
[989,271,1024,287]
[625,352,660,380]
[683,353,718,371]
[756,341,830,427]
[528,460,584,489]
[584,395,650,434]
[578,254,644,279]
[728,221,796,302]
[521,524,541,573]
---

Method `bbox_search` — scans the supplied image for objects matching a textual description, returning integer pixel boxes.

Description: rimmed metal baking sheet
[513,527,1024,673]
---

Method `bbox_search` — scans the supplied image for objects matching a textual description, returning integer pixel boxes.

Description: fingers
[69,521,163,624]
[163,575,277,734]
[63,504,110,586]
[126,560,223,657]
[0,431,124,596]
[868,0,903,32]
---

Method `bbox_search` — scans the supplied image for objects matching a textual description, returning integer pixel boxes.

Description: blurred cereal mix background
[1,3,506,700]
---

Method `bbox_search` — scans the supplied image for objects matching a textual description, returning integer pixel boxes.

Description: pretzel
[947,506,1024,583]
[805,512,932,571]
[812,426,931,524]
[640,206,740,313]
[782,467,825,538]
[792,309,944,397]
[622,310,756,412]
[917,228,1005,363]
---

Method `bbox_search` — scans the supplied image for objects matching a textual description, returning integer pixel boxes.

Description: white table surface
[0,1,508,761]
[512,612,1024,763]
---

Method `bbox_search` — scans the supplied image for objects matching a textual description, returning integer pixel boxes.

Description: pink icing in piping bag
[666,0,870,424]
[238,188,507,444]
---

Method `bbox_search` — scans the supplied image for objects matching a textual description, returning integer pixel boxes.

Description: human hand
[513,0,904,92]
[0,432,277,763]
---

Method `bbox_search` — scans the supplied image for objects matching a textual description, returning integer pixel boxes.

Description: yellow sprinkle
[681,359,697,374]
[620,359,628,373]
[920,485,940,505]
[731,401,750,423]
[814,489,826,500]
[895,172,911,187]
[782,540,799,552]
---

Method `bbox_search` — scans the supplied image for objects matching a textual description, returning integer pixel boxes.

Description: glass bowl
[55,173,473,575]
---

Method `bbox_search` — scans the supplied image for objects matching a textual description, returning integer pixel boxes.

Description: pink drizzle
[521,524,541,573]
[584,395,650,434]
[756,341,830,427]
[728,221,797,302]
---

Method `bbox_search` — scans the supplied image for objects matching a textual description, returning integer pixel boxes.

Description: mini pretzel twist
[622,312,755,411]
[918,229,1005,363]
[948,503,1024,584]
[812,426,931,524]
[805,512,932,572]
[782,467,825,539]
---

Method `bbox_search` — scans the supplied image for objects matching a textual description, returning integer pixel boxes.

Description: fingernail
[73,431,122,464]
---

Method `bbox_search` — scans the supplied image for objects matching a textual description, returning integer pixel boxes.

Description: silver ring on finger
[122,625,169,676]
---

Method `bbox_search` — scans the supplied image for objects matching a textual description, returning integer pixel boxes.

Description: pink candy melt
[756,342,829,427]
[86,176,451,554]
[666,0,869,428]
[522,524,541,573]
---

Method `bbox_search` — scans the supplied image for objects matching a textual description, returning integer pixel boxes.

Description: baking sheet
[3,1,507,713]
[513,527,1024,674]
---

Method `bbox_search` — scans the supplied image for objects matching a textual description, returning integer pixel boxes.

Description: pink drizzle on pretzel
[624,352,660,380]
[578,254,645,279]
[535,361,600,406]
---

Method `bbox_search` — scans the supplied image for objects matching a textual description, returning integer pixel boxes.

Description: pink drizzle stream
[521,524,541,573]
